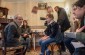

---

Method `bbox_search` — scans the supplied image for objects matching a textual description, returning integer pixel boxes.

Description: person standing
[54,6,71,52]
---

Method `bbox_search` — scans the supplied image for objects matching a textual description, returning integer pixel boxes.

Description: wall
[0,0,1,6]
[1,0,65,26]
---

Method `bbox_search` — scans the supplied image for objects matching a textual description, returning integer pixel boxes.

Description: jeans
[64,37,75,55]
[20,37,31,55]
[39,37,57,55]
[20,37,31,50]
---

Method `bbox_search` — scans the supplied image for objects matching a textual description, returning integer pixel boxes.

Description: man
[73,0,85,32]
[39,14,62,55]
[4,14,23,46]
[54,6,71,52]
[4,14,26,55]
[65,0,85,55]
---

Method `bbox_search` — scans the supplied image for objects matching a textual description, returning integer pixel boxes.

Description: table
[32,32,44,50]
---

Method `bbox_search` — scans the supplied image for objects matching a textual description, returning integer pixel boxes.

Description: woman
[20,20,31,52]
[39,14,60,55]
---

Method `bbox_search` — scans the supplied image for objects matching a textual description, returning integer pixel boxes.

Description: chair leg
[58,45,62,55]
[2,47,6,55]
[51,45,53,55]
[51,45,55,55]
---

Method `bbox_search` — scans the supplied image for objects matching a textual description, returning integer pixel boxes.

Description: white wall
[1,0,78,26]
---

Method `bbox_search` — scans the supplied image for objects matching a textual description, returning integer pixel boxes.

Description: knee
[41,41,46,46]
[39,39,42,45]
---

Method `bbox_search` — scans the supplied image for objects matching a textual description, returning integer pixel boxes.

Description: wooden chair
[2,45,24,55]
[48,42,62,55]
[1,28,24,55]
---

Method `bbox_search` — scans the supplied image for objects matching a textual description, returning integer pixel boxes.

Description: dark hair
[22,20,29,28]
[32,6,38,14]
[46,14,54,19]
[54,6,60,9]
[73,0,85,7]
[23,20,28,24]
[46,6,53,12]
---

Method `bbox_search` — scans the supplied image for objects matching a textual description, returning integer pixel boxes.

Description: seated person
[20,20,32,52]
[4,15,23,47]
[39,14,61,55]
[4,15,27,55]
[64,0,85,55]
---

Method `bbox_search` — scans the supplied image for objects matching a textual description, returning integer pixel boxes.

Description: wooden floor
[0,46,71,55]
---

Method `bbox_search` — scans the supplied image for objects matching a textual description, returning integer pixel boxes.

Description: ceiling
[3,0,66,2]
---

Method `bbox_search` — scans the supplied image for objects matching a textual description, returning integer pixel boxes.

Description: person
[31,6,38,14]
[73,0,85,32]
[47,6,58,22]
[4,14,23,47]
[39,14,62,55]
[54,6,71,52]
[4,14,26,55]
[20,20,32,52]
[44,6,58,26]
[64,0,85,55]
[44,6,54,26]
[46,6,53,14]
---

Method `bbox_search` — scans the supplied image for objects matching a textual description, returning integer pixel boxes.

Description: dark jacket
[4,22,20,46]
[44,21,59,38]
[57,7,71,32]
[21,26,31,34]
[20,25,31,39]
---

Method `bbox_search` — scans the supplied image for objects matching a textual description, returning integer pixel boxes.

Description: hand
[41,36,49,40]
[76,26,85,32]
[83,26,85,28]
[76,28,80,32]
[23,34,28,37]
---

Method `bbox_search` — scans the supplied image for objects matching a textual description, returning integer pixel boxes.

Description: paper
[71,42,85,48]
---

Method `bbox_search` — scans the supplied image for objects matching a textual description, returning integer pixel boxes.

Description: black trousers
[60,41,66,52]
[60,32,66,52]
